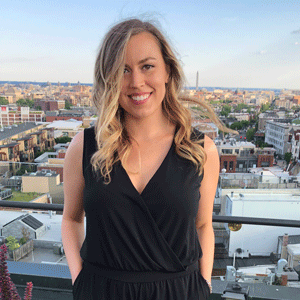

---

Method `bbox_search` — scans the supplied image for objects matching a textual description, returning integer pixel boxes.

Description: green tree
[65,101,72,110]
[246,128,256,141]
[261,103,270,113]
[16,165,34,176]
[230,122,243,130]
[34,149,56,159]
[6,236,20,251]
[240,120,250,128]
[16,98,34,108]
[55,136,72,144]
[256,140,269,148]
[0,97,9,105]
[220,104,231,117]
[284,152,292,166]
[234,103,248,112]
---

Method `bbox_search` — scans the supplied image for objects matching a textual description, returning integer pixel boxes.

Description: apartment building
[36,99,65,111]
[216,139,274,173]
[228,112,250,122]
[45,109,86,122]
[0,123,55,166]
[0,106,44,126]
[290,130,300,160]
[264,120,298,155]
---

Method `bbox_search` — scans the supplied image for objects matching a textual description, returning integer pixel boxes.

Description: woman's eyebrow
[125,57,157,69]
[138,57,156,64]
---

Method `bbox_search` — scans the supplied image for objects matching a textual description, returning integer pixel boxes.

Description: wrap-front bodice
[80,127,204,272]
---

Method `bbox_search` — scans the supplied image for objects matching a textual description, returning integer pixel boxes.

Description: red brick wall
[49,101,59,111]
[220,155,237,173]
[257,154,274,167]
[57,152,66,158]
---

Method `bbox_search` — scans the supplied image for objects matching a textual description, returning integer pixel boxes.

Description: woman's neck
[124,111,175,142]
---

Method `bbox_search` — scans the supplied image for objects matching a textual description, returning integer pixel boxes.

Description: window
[229,161,233,170]
[222,149,232,154]
[223,161,228,169]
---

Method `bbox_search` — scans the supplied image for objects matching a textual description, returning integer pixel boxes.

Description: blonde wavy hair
[91,18,234,183]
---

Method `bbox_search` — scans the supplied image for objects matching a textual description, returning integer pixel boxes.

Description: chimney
[281,233,289,259]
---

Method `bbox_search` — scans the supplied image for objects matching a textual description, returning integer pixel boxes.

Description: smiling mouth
[129,92,152,101]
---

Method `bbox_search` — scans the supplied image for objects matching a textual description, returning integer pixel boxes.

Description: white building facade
[225,192,300,258]
[265,121,291,155]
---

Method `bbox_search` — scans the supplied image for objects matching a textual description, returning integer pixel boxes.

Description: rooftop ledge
[10,268,300,300]
[1,202,300,299]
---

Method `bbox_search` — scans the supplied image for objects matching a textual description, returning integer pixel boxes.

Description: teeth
[131,94,150,101]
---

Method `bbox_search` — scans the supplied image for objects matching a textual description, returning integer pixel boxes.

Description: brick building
[216,139,275,173]
[37,100,65,111]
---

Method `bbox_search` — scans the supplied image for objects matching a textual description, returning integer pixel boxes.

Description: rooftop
[0,142,19,148]
[228,192,300,202]
[22,170,59,177]
[0,210,82,241]
[15,136,33,141]
[0,122,40,140]
[46,119,82,130]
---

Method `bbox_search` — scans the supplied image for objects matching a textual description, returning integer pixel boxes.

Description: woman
[62,18,229,300]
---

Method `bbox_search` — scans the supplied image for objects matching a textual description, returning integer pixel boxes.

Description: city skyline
[1,0,300,89]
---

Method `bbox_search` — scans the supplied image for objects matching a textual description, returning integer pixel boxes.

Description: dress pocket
[198,272,211,299]
[72,264,84,293]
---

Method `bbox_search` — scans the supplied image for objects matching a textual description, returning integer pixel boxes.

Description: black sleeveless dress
[72,127,211,300]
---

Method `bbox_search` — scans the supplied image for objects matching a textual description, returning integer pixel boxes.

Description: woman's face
[119,32,169,120]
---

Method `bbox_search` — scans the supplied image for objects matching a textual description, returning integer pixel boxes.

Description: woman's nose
[129,70,144,88]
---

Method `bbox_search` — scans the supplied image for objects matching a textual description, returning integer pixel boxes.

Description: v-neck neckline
[121,139,175,197]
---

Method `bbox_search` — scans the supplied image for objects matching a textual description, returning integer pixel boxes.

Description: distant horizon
[0,80,290,93]
[1,1,300,90]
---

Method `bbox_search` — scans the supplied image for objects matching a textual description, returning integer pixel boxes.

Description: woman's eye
[143,64,154,70]
[124,68,129,74]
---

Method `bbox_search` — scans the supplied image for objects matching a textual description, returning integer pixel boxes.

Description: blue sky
[1,0,300,89]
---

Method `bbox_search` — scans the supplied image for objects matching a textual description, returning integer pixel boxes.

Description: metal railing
[1,200,300,299]
[1,200,300,228]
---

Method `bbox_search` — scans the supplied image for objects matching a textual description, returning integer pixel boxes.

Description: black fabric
[74,127,210,299]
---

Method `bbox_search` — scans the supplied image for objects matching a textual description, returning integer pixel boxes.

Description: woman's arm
[61,131,85,284]
[196,134,220,283]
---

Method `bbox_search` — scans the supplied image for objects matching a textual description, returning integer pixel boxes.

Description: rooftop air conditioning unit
[53,243,64,255]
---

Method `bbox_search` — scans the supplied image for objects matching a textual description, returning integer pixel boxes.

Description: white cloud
[291,29,300,34]
[253,50,267,55]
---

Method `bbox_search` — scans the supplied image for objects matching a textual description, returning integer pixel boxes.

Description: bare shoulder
[203,135,219,168]
[204,135,218,156]
[65,131,84,159]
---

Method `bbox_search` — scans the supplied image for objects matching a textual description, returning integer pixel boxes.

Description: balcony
[0,159,299,299]
[1,201,299,299]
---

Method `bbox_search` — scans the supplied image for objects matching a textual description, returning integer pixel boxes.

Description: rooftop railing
[1,200,300,228]
[1,200,300,299]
